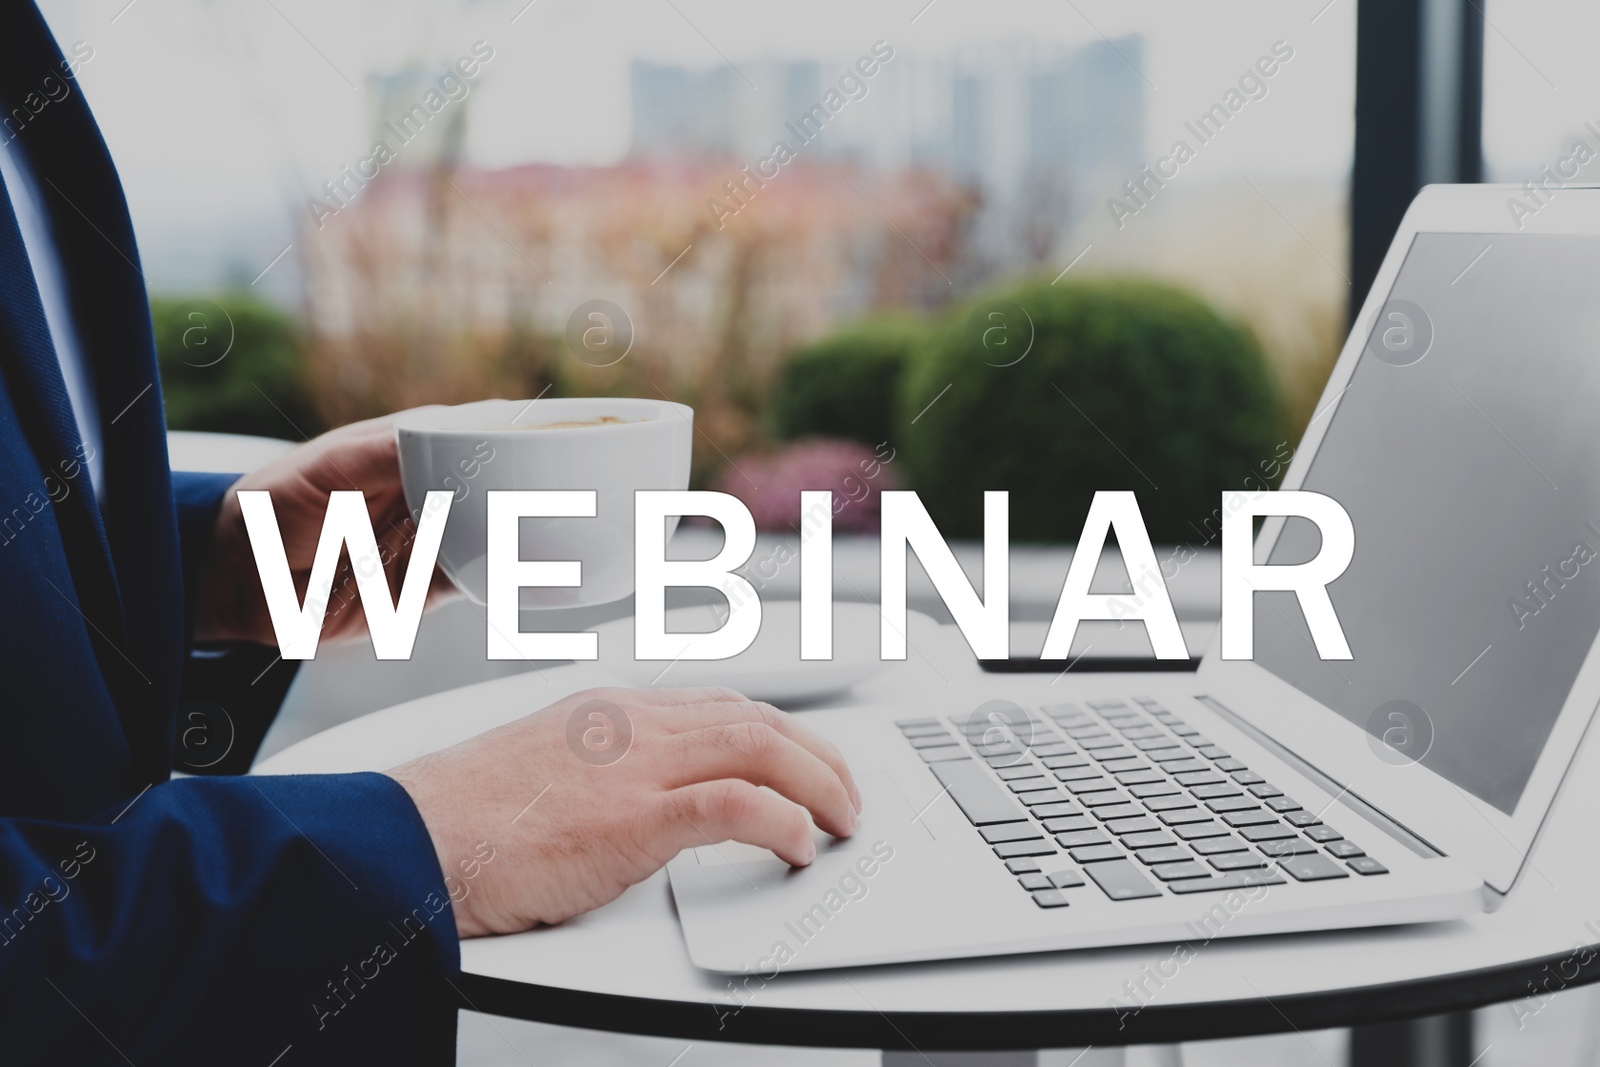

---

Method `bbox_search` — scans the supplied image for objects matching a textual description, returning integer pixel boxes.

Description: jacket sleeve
[2,771,461,1064]
[171,469,242,645]
[171,470,300,772]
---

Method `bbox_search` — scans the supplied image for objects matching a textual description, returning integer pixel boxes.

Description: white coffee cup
[395,397,693,608]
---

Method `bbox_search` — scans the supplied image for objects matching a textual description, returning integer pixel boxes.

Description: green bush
[770,317,927,447]
[152,294,320,440]
[898,277,1284,544]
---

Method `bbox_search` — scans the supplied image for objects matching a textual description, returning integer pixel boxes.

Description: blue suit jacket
[0,6,459,1062]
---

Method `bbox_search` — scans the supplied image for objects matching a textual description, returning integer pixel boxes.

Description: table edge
[456,938,1596,1049]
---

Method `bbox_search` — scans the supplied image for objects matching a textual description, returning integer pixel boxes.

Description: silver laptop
[668,184,1600,973]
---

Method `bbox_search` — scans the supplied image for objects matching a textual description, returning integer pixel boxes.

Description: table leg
[1348,1011,1474,1067]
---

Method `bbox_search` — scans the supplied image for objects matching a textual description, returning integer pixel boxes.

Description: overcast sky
[23,0,1441,292]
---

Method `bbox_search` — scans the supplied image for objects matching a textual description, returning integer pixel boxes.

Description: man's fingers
[651,699,862,813]
[655,722,857,838]
[656,780,817,867]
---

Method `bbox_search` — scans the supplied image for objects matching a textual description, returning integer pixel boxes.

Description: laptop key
[1134,846,1191,865]
[1239,824,1297,841]
[931,759,1027,826]
[1174,771,1223,786]
[1080,790,1134,808]
[1080,735,1125,749]
[1249,783,1285,799]
[997,765,1045,781]
[1257,837,1318,857]
[1134,737,1182,752]
[1209,851,1268,870]
[1007,777,1050,792]
[1043,754,1093,770]
[981,822,1044,844]
[1278,853,1350,881]
[1304,825,1343,842]
[900,723,949,737]
[1148,749,1195,763]
[1266,796,1302,812]
[1222,810,1278,828]
[1084,859,1164,900]
[1056,830,1110,848]
[909,734,959,749]
[1063,778,1117,796]
[1069,844,1126,864]
[1191,835,1249,855]
[1105,816,1162,835]
[1197,746,1230,759]
[1091,804,1146,821]
[1151,861,1212,881]
[1030,743,1074,757]
[1047,868,1086,889]
[1232,771,1266,786]
[1090,747,1137,762]
[1214,758,1247,772]
[1164,760,1211,775]
[1006,858,1042,874]
[1348,856,1389,875]
[1056,766,1107,782]
[1121,831,1176,849]
[920,748,971,763]
[1129,782,1180,799]
[1166,869,1286,894]
[1190,783,1242,800]
[1206,797,1259,814]
[1143,795,1196,812]
[1174,821,1231,840]
[1285,811,1322,827]
[1031,889,1071,908]
[1159,808,1215,825]
[1031,803,1080,819]
[1325,840,1365,858]
[1020,790,1070,807]
[1100,758,1149,774]
[1041,815,1093,834]
[1018,873,1052,891]
[1116,769,1166,786]
[995,840,1057,859]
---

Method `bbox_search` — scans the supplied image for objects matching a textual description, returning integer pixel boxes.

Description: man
[0,4,859,1062]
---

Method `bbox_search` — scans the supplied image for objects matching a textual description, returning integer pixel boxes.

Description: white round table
[254,618,1600,1064]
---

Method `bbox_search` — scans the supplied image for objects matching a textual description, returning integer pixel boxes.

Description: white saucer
[592,601,901,705]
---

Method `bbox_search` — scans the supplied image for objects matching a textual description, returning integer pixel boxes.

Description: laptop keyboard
[898,697,1387,909]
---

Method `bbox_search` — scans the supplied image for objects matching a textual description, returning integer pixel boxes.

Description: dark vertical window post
[1350,0,1486,321]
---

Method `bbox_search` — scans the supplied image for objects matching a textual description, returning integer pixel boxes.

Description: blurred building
[629,37,1146,271]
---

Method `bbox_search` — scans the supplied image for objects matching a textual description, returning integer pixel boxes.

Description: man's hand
[195,411,455,646]
[385,686,863,938]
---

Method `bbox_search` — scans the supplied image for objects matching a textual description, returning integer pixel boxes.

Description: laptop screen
[1252,232,1600,816]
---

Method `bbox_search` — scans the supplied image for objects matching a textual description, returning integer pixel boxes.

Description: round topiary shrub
[769,317,926,448]
[897,277,1284,544]
[152,293,319,440]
